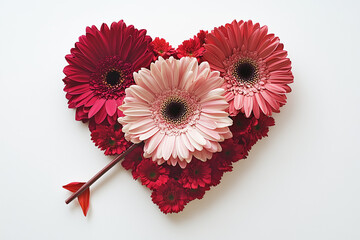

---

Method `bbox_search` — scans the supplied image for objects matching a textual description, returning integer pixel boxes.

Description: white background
[1,0,359,239]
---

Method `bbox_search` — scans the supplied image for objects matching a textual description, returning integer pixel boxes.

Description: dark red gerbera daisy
[135,159,169,190]
[151,179,189,214]
[196,30,208,45]
[149,37,176,61]
[250,114,275,139]
[217,138,248,163]
[179,160,211,189]
[187,185,210,201]
[90,123,130,155]
[177,36,205,60]
[230,112,256,137]
[121,143,145,179]
[63,20,154,126]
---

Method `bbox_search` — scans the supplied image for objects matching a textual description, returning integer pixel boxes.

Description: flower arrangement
[63,20,293,215]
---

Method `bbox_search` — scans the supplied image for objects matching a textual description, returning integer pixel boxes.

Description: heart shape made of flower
[63,20,293,215]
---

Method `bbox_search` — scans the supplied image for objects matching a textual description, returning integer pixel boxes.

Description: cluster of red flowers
[121,112,274,213]
[149,30,208,63]
[63,20,290,215]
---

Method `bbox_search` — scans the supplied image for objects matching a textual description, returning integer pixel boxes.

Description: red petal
[78,188,90,216]
[63,182,85,192]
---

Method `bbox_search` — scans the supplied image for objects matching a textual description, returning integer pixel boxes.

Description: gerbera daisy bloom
[179,160,211,189]
[90,123,130,155]
[214,138,248,163]
[149,37,176,61]
[203,20,293,118]
[135,159,169,190]
[121,143,145,178]
[151,179,189,214]
[177,37,205,60]
[230,112,256,137]
[250,114,275,139]
[118,57,233,168]
[63,20,154,126]
[196,30,208,45]
[187,185,210,201]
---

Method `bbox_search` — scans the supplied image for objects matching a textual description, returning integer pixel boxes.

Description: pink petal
[243,96,253,117]
[105,99,118,116]
[88,98,106,118]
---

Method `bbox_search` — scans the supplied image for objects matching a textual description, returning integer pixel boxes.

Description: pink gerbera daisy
[63,20,154,126]
[203,20,293,118]
[118,57,233,168]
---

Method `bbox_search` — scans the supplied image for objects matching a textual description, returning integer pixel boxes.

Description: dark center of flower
[162,98,188,124]
[108,139,116,146]
[167,193,175,201]
[105,70,122,87]
[233,59,259,84]
[148,170,157,180]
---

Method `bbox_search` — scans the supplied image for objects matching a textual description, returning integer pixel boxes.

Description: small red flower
[149,37,176,61]
[151,179,189,214]
[63,182,90,216]
[196,30,208,45]
[177,37,205,60]
[250,114,275,139]
[136,159,169,190]
[179,160,212,189]
[230,112,256,137]
[90,123,130,155]
[121,143,145,178]
[216,138,248,163]
[187,185,210,201]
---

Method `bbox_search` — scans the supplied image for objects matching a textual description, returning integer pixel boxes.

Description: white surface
[1,0,359,239]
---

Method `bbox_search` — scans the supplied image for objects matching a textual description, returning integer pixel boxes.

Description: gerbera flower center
[105,70,123,87]
[233,59,259,84]
[161,97,189,124]
[90,56,133,99]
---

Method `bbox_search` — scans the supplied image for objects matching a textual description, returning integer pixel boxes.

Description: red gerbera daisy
[151,179,189,214]
[121,143,145,178]
[63,20,154,126]
[250,114,275,139]
[187,185,210,201]
[216,138,248,163]
[230,112,256,137]
[149,37,176,61]
[135,159,169,190]
[179,160,212,189]
[177,37,205,60]
[90,123,130,155]
[196,30,208,45]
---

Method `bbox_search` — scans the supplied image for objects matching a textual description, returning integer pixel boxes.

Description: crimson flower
[230,112,256,137]
[149,37,176,61]
[179,160,212,189]
[196,30,208,45]
[121,143,145,179]
[151,179,189,214]
[250,114,275,139]
[90,123,130,155]
[177,37,205,60]
[135,159,169,190]
[187,185,210,201]
[63,20,154,127]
